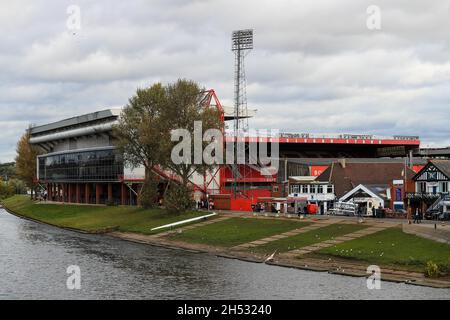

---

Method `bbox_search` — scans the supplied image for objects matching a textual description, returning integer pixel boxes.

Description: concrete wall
[52,135,111,153]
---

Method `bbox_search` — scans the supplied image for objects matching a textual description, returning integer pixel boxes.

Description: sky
[1,0,450,162]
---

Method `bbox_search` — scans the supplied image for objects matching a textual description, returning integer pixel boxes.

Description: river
[0,209,448,300]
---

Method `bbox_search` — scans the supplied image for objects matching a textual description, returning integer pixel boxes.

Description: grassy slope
[317,227,450,270]
[1,195,208,235]
[170,217,312,247]
[252,223,368,254]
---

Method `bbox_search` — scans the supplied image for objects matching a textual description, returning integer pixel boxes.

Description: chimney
[339,158,346,168]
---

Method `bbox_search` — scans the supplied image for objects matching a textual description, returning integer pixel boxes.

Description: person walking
[297,206,303,217]
[413,208,419,224]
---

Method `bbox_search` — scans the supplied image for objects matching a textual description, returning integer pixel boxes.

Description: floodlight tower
[231,29,253,197]
[232,29,253,136]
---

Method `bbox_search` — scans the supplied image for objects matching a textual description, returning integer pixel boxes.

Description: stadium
[29,88,427,211]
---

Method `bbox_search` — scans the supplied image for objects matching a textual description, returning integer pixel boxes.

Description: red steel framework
[199,89,225,195]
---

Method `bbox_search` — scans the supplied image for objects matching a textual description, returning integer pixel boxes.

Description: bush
[0,180,18,199]
[164,183,194,214]
[424,261,440,278]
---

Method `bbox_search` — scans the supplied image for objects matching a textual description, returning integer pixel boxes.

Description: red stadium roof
[224,132,420,146]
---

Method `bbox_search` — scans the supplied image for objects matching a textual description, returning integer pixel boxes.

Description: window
[441,182,448,193]
[317,185,323,193]
[310,185,317,194]
[419,182,426,193]
[291,185,299,193]
[301,185,308,193]
[327,185,334,194]
[273,185,279,193]
[428,171,437,181]
[38,148,123,182]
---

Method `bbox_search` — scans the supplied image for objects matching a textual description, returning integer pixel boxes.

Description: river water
[0,209,448,300]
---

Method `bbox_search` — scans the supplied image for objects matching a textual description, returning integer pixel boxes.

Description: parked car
[439,212,450,221]
[424,208,440,220]
[328,202,356,216]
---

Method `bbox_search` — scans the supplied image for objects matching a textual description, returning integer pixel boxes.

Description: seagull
[265,250,277,263]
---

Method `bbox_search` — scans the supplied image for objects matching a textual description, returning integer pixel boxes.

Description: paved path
[231,218,344,250]
[402,223,450,244]
[285,222,399,256]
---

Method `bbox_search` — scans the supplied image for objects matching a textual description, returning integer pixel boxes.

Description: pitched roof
[316,161,415,198]
[340,184,388,204]
[431,160,450,178]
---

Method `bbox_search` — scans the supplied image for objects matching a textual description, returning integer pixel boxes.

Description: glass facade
[38,148,124,182]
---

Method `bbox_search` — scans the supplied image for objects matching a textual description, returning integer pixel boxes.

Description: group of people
[296,206,309,217]
[37,190,48,202]
[251,203,266,213]
[197,199,214,210]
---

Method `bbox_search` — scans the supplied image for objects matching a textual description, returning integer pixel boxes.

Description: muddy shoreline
[109,229,450,289]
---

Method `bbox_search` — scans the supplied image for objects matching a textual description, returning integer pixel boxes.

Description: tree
[15,129,41,199]
[114,83,167,171]
[113,83,167,207]
[159,79,222,212]
[139,172,160,209]
[114,79,222,213]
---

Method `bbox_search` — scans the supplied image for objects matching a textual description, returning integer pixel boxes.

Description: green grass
[317,227,450,271]
[1,195,208,235]
[252,223,368,254]
[170,217,312,247]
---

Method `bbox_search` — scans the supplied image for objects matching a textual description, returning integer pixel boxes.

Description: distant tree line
[2,127,42,200]
[0,162,27,199]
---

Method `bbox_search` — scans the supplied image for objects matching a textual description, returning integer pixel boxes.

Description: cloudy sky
[1,0,449,162]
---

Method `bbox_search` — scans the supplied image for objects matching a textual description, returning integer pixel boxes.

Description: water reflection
[0,209,449,300]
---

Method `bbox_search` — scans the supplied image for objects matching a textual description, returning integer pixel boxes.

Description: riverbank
[2,195,450,289]
[1,196,209,234]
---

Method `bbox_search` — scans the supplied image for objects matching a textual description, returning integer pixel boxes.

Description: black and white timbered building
[408,160,450,215]
[413,160,450,194]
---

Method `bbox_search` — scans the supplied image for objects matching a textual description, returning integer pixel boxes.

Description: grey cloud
[0,0,450,162]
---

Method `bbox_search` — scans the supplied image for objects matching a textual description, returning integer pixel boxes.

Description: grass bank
[316,227,450,272]
[252,223,368,254]
[1,195,208,235]
[169,217,312,247]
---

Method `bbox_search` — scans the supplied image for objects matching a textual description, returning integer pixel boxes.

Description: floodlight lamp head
[232,29,253,51]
